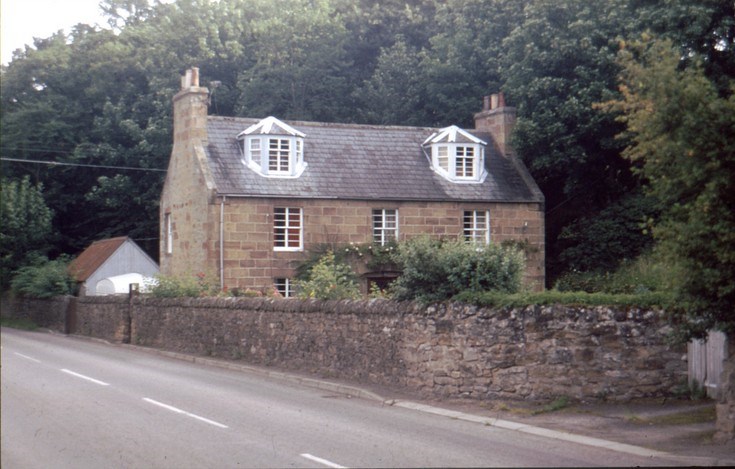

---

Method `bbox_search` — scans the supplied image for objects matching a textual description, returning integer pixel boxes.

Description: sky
[1,0,109,64]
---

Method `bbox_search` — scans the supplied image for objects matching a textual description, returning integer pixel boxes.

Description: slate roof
[205,116,543,203]
[69,236,128,281]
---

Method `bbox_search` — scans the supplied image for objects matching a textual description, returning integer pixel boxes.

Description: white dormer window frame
[423,126,487,183]
[237,116,306,178]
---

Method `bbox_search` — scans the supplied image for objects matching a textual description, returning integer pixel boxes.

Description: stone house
[160,68,545,296]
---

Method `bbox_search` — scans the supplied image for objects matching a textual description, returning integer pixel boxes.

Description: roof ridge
[208,115,438,132]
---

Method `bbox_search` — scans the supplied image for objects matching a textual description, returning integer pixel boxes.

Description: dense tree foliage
[0,177,54,287]
[1,0,733,307]
[608,38,735,337]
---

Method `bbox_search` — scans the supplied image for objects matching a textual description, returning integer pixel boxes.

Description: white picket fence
[688,330,728,398]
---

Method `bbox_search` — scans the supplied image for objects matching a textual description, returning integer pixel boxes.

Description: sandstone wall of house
[219,197,545,292]
[159,80,218,278]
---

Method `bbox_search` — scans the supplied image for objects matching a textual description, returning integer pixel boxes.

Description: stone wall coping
[75,295,669,324]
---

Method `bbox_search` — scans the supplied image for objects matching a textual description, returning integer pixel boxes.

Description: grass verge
[0,317,39,330]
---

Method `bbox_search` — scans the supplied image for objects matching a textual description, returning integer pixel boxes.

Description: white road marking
[14,352,41,363]
[300,453,347,469]
[142,398,229,429]
[60,369,110,386]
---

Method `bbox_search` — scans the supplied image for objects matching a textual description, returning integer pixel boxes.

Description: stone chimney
[173,67,209,150]
[474,92,516,157]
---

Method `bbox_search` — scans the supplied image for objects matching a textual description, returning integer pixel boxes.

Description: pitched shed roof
[69,236,128,281]
[205,116,543,203]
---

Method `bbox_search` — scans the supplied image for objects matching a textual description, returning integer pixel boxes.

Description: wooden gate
[688,330,728,399]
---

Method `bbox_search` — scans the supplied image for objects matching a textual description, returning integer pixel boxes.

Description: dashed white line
[14,352,41,363]
[143,398,229,429]
[60,369,110,386]
[300,453,347,469]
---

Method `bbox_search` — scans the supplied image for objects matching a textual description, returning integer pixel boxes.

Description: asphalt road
[2,328,682,468]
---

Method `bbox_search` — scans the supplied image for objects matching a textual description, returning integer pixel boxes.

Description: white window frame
[268,137,291,173]
[242,135,306,178]
[273,207,303,251]
[431,143,484,181]
[274,278,295,298]
[164,213,173,254]
[372,209,398,246]
[437,146,449,172]
[455,145,476,179]
[463,210,490,244]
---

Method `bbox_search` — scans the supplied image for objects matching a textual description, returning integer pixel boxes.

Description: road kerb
[392,401,680,460]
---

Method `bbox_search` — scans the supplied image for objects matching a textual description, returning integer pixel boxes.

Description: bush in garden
[390,236,525,302]
[297,251,361,300]
[147,272,221,298]
[11,256,75,298]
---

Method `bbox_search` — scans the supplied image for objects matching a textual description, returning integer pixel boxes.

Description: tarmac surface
[124,343,735,467]
[43,330,735,466]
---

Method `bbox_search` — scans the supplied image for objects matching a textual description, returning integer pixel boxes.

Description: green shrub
[297,251,361,300]
[10,256,75,298]
[0,317,39,330]
[555,250,682,294]
[390,236,525,302]
[454,289,675,309]
[295,241,399,281]
[147,272,221,298]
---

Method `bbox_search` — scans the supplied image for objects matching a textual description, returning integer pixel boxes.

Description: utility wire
[0,157,166,172]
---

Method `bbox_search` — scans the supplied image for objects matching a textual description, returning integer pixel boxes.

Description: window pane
[288,211,301,226]
[269,138,290,172]
[274,207,302,249]
[274,278,293,298]
[373,209,398,245]
[437,146,449,172]
[456,146,475,178]
[463,210,489,244]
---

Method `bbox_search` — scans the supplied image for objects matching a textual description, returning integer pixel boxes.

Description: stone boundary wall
[76,296,130,342]
[2,294,687,402]
[1,294,69,331]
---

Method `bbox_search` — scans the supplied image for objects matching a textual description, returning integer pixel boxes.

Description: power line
[0,157,166,172]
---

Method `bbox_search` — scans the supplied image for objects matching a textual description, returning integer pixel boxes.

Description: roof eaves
[422,125,487,146]
[237,116,306,138]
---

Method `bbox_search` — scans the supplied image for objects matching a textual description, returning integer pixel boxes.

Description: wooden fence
[688,330,728,398]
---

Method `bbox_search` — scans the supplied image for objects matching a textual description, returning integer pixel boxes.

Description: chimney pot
[483,95,491,112]
[191,67,199,87]
[181,67,200,89]
[474,91,516,157]
[490,94,499,110]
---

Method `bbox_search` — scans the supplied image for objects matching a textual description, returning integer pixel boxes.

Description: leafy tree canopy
[0,177,54,287]
[606,37,735,337]
[1,0,733,292]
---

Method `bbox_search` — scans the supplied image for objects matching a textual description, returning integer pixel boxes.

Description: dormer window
[423,126,487,183]
[237,116,306,178]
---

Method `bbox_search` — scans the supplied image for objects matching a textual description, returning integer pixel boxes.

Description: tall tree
[632,0,735,94]
[356,38,426,125]
[420,0,527,126]
[499,0,646,282]
[609,38,735,337]
[236,0,352,121]
[0,177,54,287]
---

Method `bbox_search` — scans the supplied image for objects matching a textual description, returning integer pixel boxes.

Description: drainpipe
[220,196,226,290]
